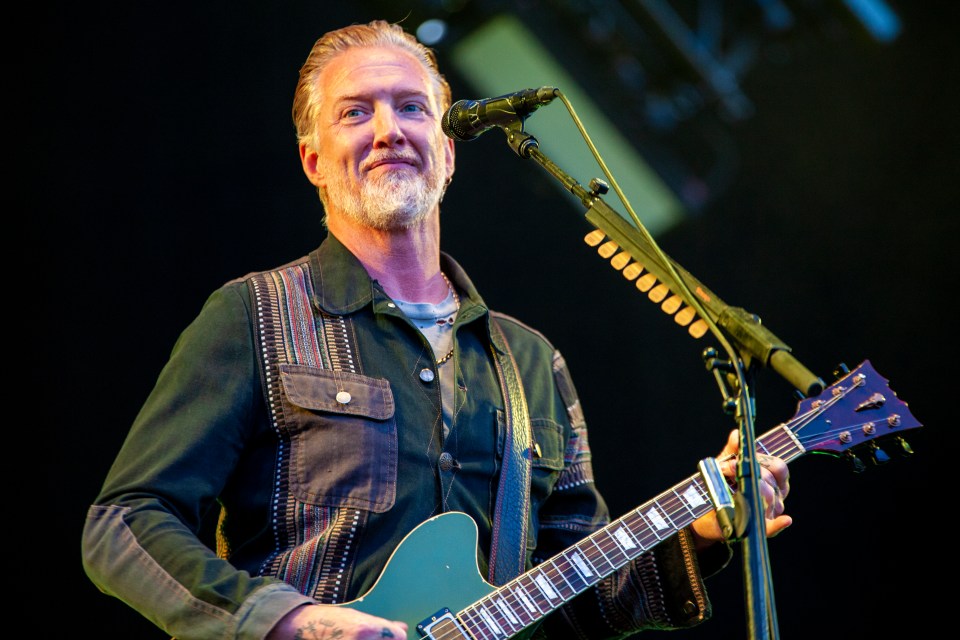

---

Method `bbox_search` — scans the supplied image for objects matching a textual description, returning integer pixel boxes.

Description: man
[82,20,791,640]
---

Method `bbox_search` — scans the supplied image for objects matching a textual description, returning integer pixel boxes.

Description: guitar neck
[450,425,804,639]
[399,360,917,640]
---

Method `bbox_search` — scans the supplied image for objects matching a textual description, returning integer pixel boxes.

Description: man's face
[309,45,455,230]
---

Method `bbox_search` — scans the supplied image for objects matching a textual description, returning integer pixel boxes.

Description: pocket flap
[279,364,395,420]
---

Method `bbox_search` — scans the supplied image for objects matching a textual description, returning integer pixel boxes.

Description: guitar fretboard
[443,424,804,640]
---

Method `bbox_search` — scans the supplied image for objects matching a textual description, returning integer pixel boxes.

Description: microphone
[441,86,558,141]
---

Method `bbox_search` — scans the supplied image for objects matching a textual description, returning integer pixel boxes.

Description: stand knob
[588,178,609,196]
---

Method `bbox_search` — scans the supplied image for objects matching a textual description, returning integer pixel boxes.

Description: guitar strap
[487,315,533,586]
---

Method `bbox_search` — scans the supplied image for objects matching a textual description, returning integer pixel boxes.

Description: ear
[443,135,456,183]
[299,143,325,189]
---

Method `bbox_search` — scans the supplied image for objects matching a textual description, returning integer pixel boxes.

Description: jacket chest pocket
[279,364,398,513]
[496,410,566,498]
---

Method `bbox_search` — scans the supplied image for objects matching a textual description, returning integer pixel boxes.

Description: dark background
[37,1,956,638]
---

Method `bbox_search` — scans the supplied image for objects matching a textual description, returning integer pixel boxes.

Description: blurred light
[417,19,448,46]
[842,0,901,42]
[449,14,686,237]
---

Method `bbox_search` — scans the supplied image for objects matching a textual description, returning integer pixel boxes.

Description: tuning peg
[833,363,850,380]
[867,441,890,465]
[845,451,866,473]
[895,436,914,456]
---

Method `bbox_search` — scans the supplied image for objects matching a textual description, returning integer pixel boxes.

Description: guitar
[342,360,921,639]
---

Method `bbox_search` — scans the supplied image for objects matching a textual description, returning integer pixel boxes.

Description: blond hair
[292,20,452,150]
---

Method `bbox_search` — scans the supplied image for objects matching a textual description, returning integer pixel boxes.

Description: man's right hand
[267,603,408,639]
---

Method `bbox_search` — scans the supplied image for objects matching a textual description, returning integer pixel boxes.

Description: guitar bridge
[417,608,470,639]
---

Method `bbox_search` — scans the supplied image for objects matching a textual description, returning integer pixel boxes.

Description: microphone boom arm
[517,138,824,398]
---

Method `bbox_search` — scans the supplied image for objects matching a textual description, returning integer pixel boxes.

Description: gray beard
[325,166,443,231]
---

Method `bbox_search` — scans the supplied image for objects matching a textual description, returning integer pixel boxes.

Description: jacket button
[438,452,457,471]
[682,600,697,615]
[335,391,352,404]
[419,368,435,382]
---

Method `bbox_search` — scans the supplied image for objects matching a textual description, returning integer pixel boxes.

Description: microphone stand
[491,113,824,640]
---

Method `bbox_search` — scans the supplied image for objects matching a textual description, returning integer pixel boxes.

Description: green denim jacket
[82,234,725,639]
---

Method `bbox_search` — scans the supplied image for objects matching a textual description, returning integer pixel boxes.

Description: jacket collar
[308,233,491,332]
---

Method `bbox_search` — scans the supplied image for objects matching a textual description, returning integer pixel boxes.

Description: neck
[327,210,448,303]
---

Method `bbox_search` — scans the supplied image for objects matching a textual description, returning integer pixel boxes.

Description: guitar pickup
[418,607,467,639]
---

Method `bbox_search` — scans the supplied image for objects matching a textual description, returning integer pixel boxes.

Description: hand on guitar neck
[689,428,793,552]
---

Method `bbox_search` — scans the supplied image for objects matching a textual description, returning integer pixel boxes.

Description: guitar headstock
[788,360,922,470]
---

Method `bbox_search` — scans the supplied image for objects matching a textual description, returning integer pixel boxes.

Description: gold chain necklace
[436,272,460,366]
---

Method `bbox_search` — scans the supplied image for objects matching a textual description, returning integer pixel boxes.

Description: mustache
[363,152,420,171]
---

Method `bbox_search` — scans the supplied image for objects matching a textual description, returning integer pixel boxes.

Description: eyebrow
[331,88,433,109]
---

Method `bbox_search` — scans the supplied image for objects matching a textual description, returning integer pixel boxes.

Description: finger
[756,455,790,498]
[765,514,793,538]
[760,482,777,519]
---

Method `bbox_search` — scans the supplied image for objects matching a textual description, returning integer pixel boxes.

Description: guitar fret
[477,604,505,637]
[640,503,670,539]
[473,588,528,636]
[516,575,550,614]
[569,548,596,581]
[456,610,482,639]
[621,511,657,550]
[545,558,579,600]
[514,583,538,618]
[670,481,705,525]
[680,480,708,510]
[475,586,527,635]
[759,425,804,462]
[584,535,614,575]
[613,523,641,552]
[662,494,685,528]
[533,571,561,601]
[494,596,519,626]
[560,563,591,595]
[598,529,629,566]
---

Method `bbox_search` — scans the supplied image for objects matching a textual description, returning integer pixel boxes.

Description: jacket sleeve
[80,284,314,640]
[533,350,732,639]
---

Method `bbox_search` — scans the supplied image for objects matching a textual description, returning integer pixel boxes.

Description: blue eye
[400,103,425,113]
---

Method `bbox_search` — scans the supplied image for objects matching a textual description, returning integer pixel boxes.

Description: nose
[372,106,405,148]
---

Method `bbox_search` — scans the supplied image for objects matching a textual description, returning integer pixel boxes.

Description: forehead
[319,45,437,106]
